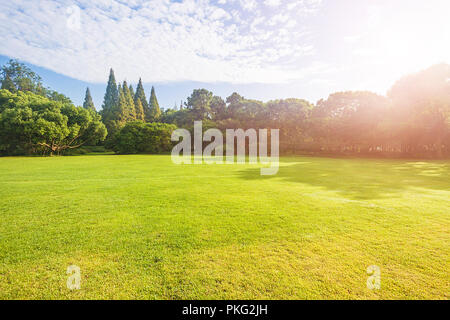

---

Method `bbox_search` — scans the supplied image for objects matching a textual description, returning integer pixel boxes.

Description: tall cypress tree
[148,86,161,121]
[134,78,148,120]
[116,83,127,122]
[122,81,136,120]
[135,99,145,121]
[101,68,118,120]
[128,84,135,99]
[83,87,96,111]
[130,83,144,121]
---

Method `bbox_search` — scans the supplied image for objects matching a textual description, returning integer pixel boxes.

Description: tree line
[1,59,449,157]
[156,64,450,158]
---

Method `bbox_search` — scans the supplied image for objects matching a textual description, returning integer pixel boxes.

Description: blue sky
[0,0,449,110]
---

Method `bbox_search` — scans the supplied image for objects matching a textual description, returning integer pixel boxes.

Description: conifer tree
[134,78,148,120]
[122,81,136,120]
[116,84,127,122]
[148,86,161,121]
[100,69,120,136]
[135,99,145,121]
[101,68,118,115]
[83,87,96,111]
[129,84,135,98]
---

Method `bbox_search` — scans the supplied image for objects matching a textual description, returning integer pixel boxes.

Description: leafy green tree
[388,63,450,156]
[210,96,227,120]
[265,98,313,153]
[46,90,73,104]
[226,92,243,105]
[0,89,106,156]
[185,88,213,120]
[312,91,388,152]
[0,60,73,103]
[148,86,161,121]
[226,94,264,126]
[224,92,246,119]
[1,74,16,92]
[160,108,192,127]
[83,87,96,111]
[0,59,44,94]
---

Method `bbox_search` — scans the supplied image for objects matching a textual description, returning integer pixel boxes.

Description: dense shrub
[110,121,176,154]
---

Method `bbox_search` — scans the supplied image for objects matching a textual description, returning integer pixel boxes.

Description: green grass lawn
[0,155,448,299]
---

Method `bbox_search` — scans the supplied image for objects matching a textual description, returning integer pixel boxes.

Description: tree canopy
[0,59,73,104]
[0,89,107,155]
[156,64,450,157]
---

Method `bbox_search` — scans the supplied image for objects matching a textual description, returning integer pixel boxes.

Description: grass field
[0,155,448,299]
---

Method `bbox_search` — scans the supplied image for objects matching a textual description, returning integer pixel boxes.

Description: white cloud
[268,13,289,26]
[239,0,257,11]
[344,35,361,43]
[0,0,322,84]
[264,0,281,7]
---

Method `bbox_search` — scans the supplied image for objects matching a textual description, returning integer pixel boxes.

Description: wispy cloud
[0,0,322,84]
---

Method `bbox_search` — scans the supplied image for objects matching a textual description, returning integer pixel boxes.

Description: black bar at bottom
[0,300,445,318]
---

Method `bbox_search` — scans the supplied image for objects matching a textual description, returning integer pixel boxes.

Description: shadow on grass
[238,157,450,200]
